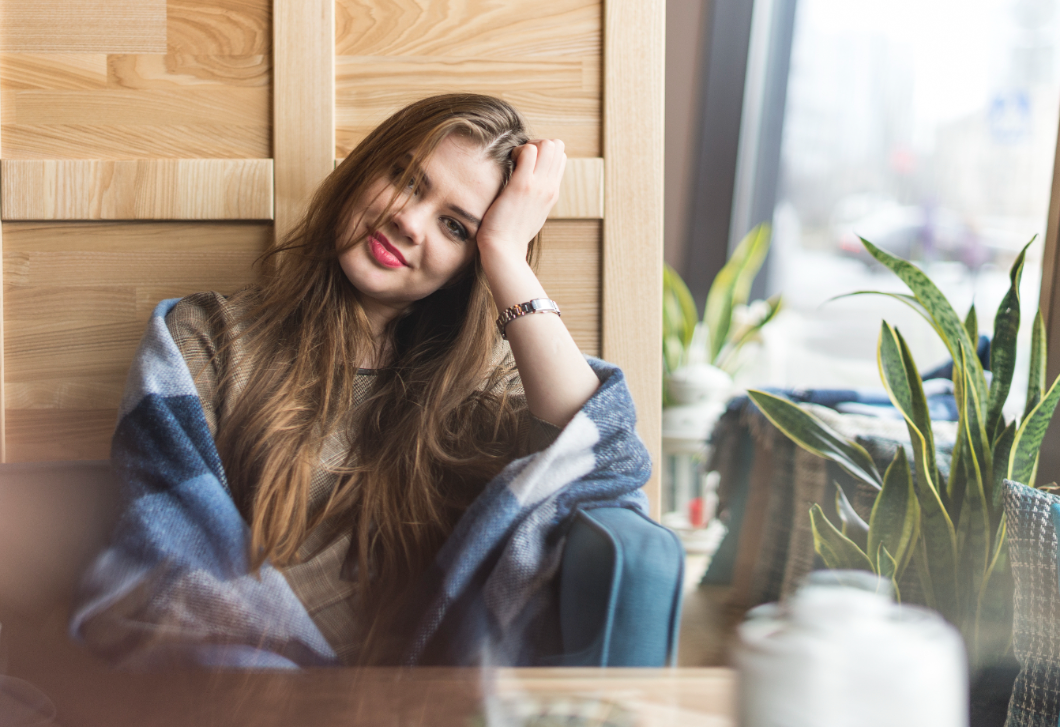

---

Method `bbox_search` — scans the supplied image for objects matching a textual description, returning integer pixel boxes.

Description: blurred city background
[667,0,1060,417]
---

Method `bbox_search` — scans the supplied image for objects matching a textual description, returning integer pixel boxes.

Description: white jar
[735,572,967,727]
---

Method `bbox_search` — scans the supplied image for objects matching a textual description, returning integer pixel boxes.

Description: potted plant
[663,223,782,406]
[662,224,782,528]
[747,236,1059,668]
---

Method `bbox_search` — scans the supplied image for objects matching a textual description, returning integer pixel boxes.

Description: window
[752,0,1060,416]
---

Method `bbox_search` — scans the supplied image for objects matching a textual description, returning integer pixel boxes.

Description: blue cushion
[551,507,684,667]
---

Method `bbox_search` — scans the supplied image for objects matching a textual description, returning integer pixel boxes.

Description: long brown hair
[211,94,534,661]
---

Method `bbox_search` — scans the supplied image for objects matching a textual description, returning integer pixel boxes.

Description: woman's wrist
[479,250,546,311]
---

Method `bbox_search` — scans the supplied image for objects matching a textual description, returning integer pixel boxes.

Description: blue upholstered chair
[553,507,685,667]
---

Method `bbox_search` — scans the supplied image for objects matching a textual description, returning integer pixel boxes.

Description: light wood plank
[6,378,127,412]
[334,57,601,158]
[107,54,270,89]
[550,158,603,219]
[0,0,167,54]
[11,88,270,127]
[274,0,335,243]
[0,54,107,91]
[2,124,270,160]
[536,221,601,356]
[602,0,665,516]
[0,90,12,126]
[336,0,600,59]
[1,160,274,220]
[3,222,269,462]
[5,410,115,463]
[1,222,270,254]
[168,0,271,55]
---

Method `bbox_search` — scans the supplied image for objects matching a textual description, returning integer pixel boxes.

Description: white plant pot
[665,363,733,408]
[662,364,734,528]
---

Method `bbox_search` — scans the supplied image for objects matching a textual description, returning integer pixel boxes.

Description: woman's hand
[474,138,599,429]
[476,139,566,269]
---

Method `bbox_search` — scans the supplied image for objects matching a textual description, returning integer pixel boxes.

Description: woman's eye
[390,166,418,193]
[443,218,468,241]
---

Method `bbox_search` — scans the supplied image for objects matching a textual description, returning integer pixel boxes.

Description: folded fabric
[70,299,651,668]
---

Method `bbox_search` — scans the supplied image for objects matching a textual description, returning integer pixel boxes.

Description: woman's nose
[392,201,428,244]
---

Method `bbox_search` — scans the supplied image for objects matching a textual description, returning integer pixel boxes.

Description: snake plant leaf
[730,224,771,309]
[974,515,1011,664]
[715,294,783,371]
[705,224,770,362]
[914,450,960,622]
[965,304,978,349]
[663,335,685,376]
[986,239,1032,440]
[1009,373,1060,486]
[868,446,920,579]
[810,503,875,572]
[913,536,939,612]
[947,436,966,513]
[984,513,1008,588]
[747,390,883,488]
[877,323,939,494]
[835,484,869,551]
[663,263,698,348]
[830,291,945,342]
[991,421,1016,510]
[860,236,987,412]
[1025,309,1047,422]
[876,544,901,602]
[961,350,992,486]
[956,360,991,610]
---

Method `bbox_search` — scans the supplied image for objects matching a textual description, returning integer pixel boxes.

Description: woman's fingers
[476,138,567,257]
[511,139,565,202]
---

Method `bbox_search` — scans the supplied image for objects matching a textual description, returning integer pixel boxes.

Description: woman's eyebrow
[407,161,481,228]
[447,204,482,229]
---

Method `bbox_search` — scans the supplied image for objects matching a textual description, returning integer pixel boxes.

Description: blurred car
[832,196,987,270]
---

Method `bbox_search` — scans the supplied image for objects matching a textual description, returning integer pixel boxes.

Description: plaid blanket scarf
[69,299,650,668]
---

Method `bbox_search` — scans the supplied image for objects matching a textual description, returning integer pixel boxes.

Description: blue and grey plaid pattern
[70,299,650,668]
[1003,480,1060,727]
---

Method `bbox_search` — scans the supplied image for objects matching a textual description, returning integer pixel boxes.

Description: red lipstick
[368,232,407,268]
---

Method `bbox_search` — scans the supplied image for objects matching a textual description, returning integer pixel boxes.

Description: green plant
[747,237,1060,667]
[663,224,782,377]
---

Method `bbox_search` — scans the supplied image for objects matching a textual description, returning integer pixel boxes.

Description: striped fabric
[1004,481,1060,727]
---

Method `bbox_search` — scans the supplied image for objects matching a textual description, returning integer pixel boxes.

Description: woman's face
[338,134,504,325]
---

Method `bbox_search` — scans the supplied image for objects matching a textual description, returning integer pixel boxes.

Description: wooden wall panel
[2,159,274,220]
[274,0,334,242]
[536,221,600,356]
[334,0,601,159]
[107,54,270,89]
[1,0,271,160]
[0,54,108,91]
[336,0,600,57]
[603,0,665,514]
[550,158,603,219]
[3,222,269,462]
[168,0,271,55]
[0,0,167,54]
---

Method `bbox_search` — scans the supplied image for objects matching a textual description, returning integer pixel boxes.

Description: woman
[73,94,649,668]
